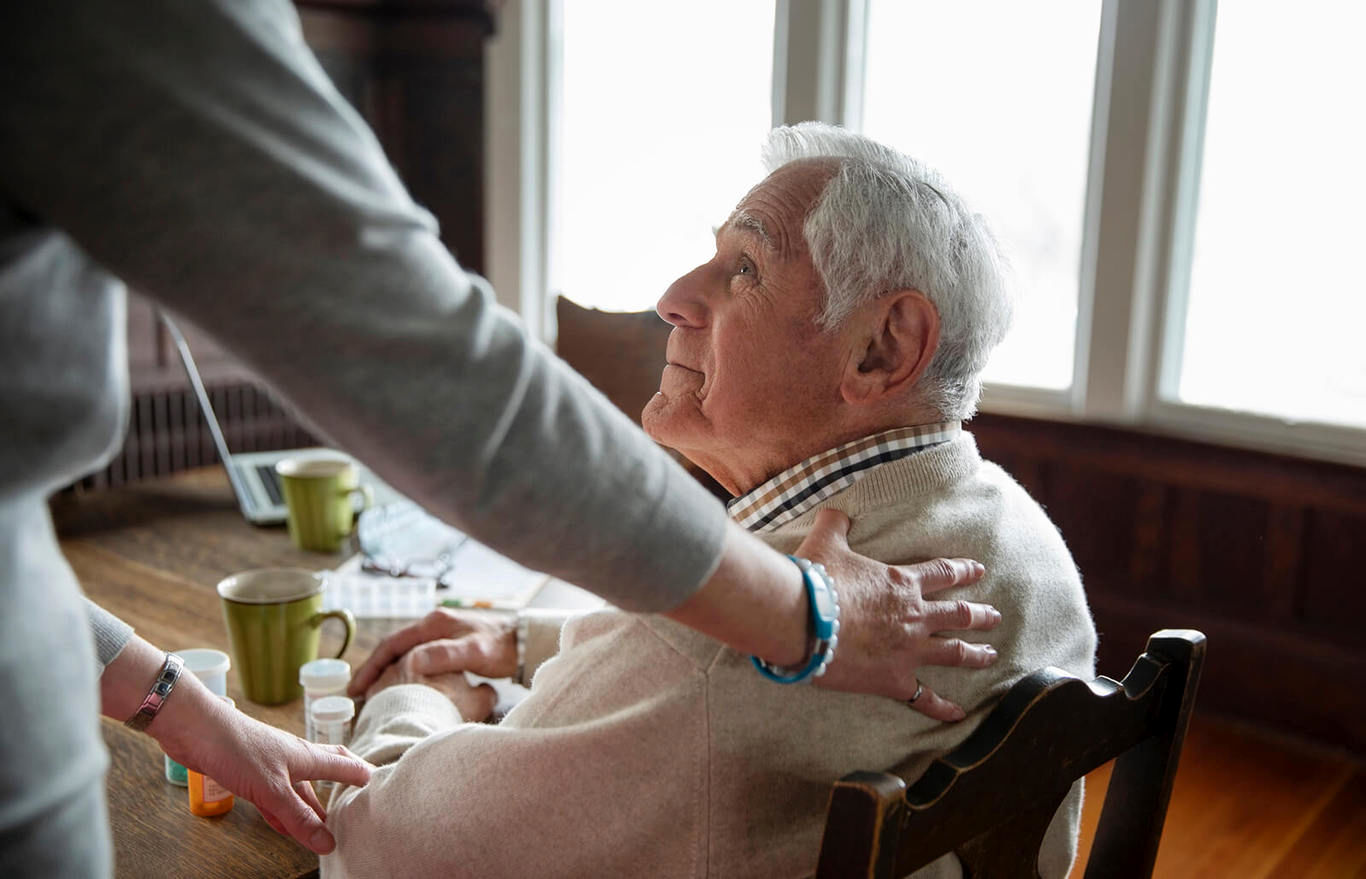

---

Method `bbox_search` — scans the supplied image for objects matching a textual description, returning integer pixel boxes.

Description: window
[553,0,776,313]
[489,0,1366,465]
[1168,0,1366,429]
[861,0,1104,392]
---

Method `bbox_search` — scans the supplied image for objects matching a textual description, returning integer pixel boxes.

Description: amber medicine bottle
[187,697,235,817]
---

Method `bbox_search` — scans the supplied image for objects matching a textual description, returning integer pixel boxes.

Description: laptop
[161,313,399,525]
[163,314,551,613]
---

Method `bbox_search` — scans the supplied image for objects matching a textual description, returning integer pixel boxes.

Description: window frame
[485,0,1366,467]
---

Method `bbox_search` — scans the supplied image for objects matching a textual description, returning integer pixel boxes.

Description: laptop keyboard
[256,465,283,506]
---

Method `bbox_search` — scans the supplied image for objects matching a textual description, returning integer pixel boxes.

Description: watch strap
[751,556,841,684]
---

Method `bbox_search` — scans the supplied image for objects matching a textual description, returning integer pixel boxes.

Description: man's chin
[641,395,699,453]
[641,394,676,445]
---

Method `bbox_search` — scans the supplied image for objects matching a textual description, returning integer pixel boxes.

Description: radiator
[69,381,317,494]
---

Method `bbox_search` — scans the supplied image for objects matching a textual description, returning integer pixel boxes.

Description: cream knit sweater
[323,434,1097,878]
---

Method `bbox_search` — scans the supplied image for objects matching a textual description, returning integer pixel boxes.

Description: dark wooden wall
[298,0,493,273]
[971,413,1366,755]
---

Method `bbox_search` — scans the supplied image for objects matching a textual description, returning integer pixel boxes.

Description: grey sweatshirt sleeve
[0,1,727,612]
[83,598,134,675]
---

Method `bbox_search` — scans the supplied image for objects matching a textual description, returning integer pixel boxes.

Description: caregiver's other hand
[154,680,373,853]
[103,635,373,855]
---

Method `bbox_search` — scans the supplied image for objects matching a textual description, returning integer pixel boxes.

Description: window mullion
[484,0,556,343]
[774,0,859,126]
[1148,0,1218,409]
[1077,0,1186,423]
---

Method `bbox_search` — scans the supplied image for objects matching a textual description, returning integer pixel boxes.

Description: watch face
[811,581,837,619]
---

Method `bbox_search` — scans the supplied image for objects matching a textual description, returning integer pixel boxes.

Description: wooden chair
[816,629,1206,879]
[553,295,672,427]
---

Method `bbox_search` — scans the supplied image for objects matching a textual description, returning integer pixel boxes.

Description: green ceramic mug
[276,456,373,553]
[217,568,355,705]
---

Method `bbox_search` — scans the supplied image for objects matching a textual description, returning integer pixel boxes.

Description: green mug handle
[309,608,356,659]
[348,484,374,513]
[336,485,374,541]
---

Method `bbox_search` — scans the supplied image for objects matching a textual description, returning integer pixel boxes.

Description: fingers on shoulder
[927,597,1000,631]
[909,686,967,723]
[910,557,986,593]
[923,636,998,669]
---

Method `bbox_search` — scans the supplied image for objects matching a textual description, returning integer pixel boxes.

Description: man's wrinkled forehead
[720,159,839,261]
[719,208,776,253]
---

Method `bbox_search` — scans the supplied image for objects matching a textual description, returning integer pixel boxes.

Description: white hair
[761,122,1013,420]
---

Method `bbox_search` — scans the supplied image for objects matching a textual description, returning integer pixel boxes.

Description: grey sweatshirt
[0,1,724,874]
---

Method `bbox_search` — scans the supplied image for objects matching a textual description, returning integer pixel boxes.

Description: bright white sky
[862,0,1102,391]
[554,0,1366,428]
[1181,0,1366,427]
[555,0,774,316]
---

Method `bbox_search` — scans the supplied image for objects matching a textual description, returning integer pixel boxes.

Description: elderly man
[323,123,1096,878]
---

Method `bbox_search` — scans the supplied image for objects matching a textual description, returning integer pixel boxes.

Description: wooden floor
[1071,712,1366,878]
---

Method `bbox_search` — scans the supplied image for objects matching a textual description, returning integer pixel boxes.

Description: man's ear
[840,290,940,405]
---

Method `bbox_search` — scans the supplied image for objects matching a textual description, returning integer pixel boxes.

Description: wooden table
[52,468,450,878]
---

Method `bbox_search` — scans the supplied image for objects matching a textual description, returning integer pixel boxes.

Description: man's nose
[656,265,709,328]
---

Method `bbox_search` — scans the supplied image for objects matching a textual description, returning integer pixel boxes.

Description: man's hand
[364,651,498,723]
[798,509,1001,722]
[348,608,516,698]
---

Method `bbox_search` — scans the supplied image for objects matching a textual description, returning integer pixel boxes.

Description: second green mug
[217,568,355,705]
[276,456,373,553]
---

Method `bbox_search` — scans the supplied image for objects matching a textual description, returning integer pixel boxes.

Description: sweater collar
[726,422,961,533]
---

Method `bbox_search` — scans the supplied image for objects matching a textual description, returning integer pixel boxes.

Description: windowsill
[978,385,1366,471]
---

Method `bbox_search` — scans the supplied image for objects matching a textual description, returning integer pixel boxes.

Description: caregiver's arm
[1,1,996,705]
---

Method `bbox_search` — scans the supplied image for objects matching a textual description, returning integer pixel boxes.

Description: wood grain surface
[1073,715,1366,879]
[54,468,412,879]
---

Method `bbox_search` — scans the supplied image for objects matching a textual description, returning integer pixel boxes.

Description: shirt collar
[726,422,961,533]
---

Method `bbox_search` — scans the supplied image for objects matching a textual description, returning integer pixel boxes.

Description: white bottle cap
[300,658,352,690]
[176,648,231,675]
[174,648,232,697]
[310,695,355,725]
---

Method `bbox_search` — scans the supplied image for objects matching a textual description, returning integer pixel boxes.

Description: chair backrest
[553,296,729,499]
[816,629,1206,879]
[554,296,672,426]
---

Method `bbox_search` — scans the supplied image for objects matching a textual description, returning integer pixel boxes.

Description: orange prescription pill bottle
[188,769,234,817]
[188,697,235,817]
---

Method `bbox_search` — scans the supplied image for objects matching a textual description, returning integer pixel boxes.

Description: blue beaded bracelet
[751,556,841,684]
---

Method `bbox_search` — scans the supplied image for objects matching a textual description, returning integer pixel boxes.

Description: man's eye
[735,256,756,277]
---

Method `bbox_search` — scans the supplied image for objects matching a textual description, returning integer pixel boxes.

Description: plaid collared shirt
[726,423,961,533]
